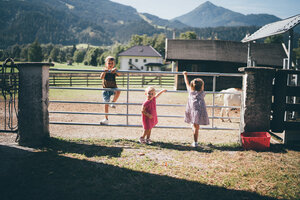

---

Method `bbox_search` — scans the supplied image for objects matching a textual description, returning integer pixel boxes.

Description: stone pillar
[17,62,53,147]
[238,67,276,133]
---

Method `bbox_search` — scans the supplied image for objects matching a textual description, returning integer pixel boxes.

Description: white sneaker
[100,119,109,125]
[110,104,116,108]
[191,142,198,147]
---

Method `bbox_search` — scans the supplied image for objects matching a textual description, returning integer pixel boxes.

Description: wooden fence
[271,69,300,132]
[49,73,175,87]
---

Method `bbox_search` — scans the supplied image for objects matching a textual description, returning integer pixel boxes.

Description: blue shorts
[102,88,116,102]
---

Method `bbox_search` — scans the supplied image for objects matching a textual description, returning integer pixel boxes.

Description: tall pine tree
[28,39,43,62]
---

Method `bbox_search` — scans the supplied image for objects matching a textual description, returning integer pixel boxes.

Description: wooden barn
[165,39,287,90]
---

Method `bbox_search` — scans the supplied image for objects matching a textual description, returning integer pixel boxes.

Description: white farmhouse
[118,45,163,71]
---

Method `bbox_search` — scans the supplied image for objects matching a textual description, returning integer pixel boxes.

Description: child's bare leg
[141,129,150,139]
[104,104,109,119]
[193,124,200,142]
[146,129,152,140]
[112,91,121,103]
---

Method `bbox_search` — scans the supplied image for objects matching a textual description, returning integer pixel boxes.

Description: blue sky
[111,0,300,20]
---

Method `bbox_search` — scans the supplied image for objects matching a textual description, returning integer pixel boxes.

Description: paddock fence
[49,71,174,87]
[49,69,243,131]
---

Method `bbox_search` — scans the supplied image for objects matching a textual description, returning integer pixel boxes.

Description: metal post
[287,29,294,70]
[212,76,216,128]
[286,29,294,120]
[247,42,251,67]
[126,72,130,125]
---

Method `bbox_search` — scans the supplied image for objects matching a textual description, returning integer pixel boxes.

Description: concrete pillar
[238,67,276,133]
[17,62,53,147]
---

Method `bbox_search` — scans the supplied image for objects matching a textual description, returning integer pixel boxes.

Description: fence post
[238,67,276,133]
[17,62,53,147]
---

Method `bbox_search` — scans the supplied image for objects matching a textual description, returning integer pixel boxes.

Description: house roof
[165,39,286,67]
[118,45,162,57]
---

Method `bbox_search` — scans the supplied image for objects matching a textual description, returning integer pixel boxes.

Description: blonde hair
[105,56,115,63]
[145,86,155,93]
[190,78,204,91]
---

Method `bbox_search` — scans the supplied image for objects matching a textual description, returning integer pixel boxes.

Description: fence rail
[49,72,174,87]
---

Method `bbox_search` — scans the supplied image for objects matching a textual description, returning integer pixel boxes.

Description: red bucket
[241,132,271,150]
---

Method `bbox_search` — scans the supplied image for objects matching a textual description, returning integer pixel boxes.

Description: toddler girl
[140,86,167,144]
[183,71,209,147]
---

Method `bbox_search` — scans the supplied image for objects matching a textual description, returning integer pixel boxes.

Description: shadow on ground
[0,139,281,200]
[122,139,294,154]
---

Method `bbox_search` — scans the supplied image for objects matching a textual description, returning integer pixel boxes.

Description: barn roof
[165,39,286,67]
[118,45,162,57]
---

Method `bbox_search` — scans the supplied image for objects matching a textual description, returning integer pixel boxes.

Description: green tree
[42,43,54,61]
[153,33,166,57]
[129,35,144,46]
[264,34,283,44]
[293,38,300,60]
[84,48,101,66]
[71,44,77,56]
[73,50,85,64]
[58,50,67,63]
[0,50,4,61]
[11,44,21,61]
[20,46,28,61]
[50,47,60,62]
[179,31,197,39]
[28,40,43,62]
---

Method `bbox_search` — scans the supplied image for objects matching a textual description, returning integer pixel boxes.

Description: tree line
[0,33,167,67]
[1,32,299,67]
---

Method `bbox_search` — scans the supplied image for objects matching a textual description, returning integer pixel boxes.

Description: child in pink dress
[183,71,209,147]
[139,86,167,144]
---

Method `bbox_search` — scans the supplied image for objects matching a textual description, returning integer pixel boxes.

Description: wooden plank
[271,70,288,132]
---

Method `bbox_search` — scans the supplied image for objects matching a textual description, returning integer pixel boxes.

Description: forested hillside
[0,0,297,50]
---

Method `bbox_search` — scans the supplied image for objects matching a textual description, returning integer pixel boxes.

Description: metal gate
[49,69,243,131]
[0,58,19,133]
[271,69,300,132]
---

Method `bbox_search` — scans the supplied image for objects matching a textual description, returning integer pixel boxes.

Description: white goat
[217,88,242,122]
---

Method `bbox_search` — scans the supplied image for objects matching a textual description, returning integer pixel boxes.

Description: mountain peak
[173,1,280,28]
[200,1,216,7]
[194,1,225,13]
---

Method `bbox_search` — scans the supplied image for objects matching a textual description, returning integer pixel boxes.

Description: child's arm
[141,106,153,119]
[111,67,121,76]
[155,89,167,98]
[182,71,190,89]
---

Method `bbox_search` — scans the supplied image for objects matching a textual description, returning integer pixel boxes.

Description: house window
[143,59,147,63]
[129,59,132,64]
[135,59,138,62]
[141,66,144,70]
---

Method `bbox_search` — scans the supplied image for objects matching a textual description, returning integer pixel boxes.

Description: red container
[241,132,271,150]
